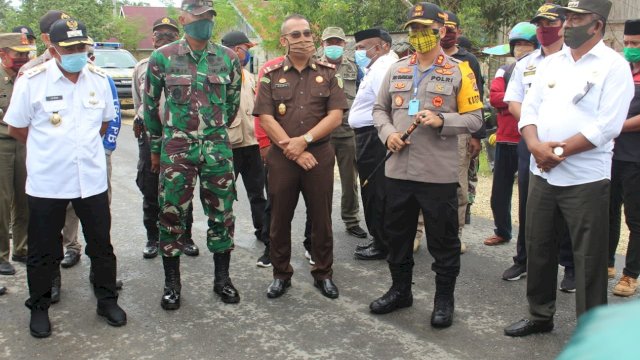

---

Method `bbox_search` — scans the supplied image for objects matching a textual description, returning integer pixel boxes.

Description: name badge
[46,95,63,101]
[408,99,420,116]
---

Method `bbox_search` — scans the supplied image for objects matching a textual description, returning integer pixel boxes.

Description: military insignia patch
[336,74,344,89]
[444,63,454,69]
[432,96,444,108]
[398,67,411,74]
[260,77,270,84]
[278,78,287,83]
[435,69,453,76]
[315,76,324,83]
[394,95,404,107]
[394,82,406,90]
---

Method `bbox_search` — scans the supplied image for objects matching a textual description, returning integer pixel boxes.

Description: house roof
[120,6,170,50]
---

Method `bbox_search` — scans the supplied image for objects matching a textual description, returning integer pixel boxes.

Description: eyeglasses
[153,31,178,40]
[572,81,594,105]
[284,29,312,39]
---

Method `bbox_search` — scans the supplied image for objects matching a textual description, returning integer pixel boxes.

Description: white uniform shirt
[519,41,634,186]
[348,52,398,129]
[5,59,116,199]
[504,49,546,103]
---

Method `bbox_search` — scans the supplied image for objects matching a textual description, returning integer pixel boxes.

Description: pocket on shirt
[389,81,412,109]
[166,75,192,105]
[310,84,330,98]
[206,75,230,103]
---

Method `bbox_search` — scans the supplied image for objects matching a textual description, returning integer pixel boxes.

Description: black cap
[403,2,447,29]
[221,31,256,48]
[39,10,71,34]
[380,30,392,45]
[153,17,179,32]
[561,0,612,20]
[531,3,565,23]
[354,28,383,43]
[12,26,36,40]
[49,18,92,46]
[444,11,459,27]
[457,36,473,51]
[624,19,640,35]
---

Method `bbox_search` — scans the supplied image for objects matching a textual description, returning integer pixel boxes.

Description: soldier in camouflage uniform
[144,0,242,310]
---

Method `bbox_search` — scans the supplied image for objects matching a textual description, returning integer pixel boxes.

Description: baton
[362,118,420,188]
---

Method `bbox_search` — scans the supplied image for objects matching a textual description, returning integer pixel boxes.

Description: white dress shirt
[504,48,546,103]
[348,52,398,129]
[5,59,116,199]
[519,41,634,186]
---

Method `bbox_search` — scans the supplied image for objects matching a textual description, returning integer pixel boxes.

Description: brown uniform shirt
[252,56,349,143]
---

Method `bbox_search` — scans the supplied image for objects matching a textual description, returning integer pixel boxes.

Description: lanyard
[412,65,436,99]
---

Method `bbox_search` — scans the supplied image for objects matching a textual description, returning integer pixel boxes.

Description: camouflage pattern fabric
[468,156,479,204]
[143,37,242,256]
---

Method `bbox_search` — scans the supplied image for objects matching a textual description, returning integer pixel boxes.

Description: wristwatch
[303,132,314,144]
[553,146,564,157]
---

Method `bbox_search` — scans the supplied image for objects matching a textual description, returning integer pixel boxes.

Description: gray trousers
[526,174,609,321]
[330,135,360,229]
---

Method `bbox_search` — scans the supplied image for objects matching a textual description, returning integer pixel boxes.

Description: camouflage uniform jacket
[143,38,242,156]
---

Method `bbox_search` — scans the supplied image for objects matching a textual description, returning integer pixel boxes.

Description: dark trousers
[26,191,117,308]
[233,145,267,242]
[514,140,574,268]
[260,162,271,246]
[355,126,388,251]
[385,178,460,278]
[136,133,192,243]
[526,175,609,321]
[608,160,640,278]
[268,143,334,280]
[490,143,519,240]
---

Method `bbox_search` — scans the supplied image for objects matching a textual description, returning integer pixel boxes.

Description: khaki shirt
[322,56,357,138]
[373,53,483,183]
[0,66,15,137]
[229,68,258,148]
[253,56,348,144]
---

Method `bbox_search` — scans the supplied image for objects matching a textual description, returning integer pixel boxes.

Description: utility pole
[399,0,413,8]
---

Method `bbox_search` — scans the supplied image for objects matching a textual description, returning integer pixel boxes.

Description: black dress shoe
[142,242,158,259]
[431,296,454,328]
[11,254,27,263]
[314,279,339,299]
[370,288,413,314]
[30,308,51,338]
[0,260,16,275]
[267,279,291,299]
[347,225,368,239]
[354,246,387,260]
[97,300,127,327]
[504,318,554,337]
[61,250,80,268]
[0,286,6,295]
[183,243,199,257]
[355,241,373,251]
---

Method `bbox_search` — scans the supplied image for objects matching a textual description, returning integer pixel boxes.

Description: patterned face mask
[408,28,440,53]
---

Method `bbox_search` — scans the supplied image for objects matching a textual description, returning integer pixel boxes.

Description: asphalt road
[0,116,636,359]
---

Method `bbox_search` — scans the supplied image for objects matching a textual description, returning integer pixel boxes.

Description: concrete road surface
[0,117,635,359]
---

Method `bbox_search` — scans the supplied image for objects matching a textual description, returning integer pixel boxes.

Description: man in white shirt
[348,28,398,260]
[504,0,634,337]
[5,19,126,338]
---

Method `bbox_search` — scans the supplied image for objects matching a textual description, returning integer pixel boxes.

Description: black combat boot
[161,256,181,310]
[369,262,413,314]
[213,252,240,304]
[431,275,456,328]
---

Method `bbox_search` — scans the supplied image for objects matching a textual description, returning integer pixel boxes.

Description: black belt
[353,126,376,135]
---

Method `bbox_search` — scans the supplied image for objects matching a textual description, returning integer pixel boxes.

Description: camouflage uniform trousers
[468,155,479,205]
[158,141,236,257]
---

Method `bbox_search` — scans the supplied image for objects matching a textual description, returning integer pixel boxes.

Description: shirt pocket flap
[42,100,68,113]
[426,82,453,95]
[166,75,192,86]
[82,98,106,109]
[208,75,231,85]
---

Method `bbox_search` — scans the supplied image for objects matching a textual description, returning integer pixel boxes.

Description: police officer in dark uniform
[253,14,348,299]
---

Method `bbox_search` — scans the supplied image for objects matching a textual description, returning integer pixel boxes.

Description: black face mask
[564,20,597,49]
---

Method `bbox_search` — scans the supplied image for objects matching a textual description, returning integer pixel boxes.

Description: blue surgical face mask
[324,45,344,60]
[54,48,88,73]
[238,47,252,67]
[354,49,371,69]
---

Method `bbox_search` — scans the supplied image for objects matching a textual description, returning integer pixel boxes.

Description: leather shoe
[314,278,339,299]
[483,234,509,246]
[267,279,291,299]
[355,241,373,251]
[183,243,199,257]
[142,242,158,259]
[354,246,387,260]
[431,297,454,328]
[61,249,80,268]
[0,286,6,295]
[213,279,240,304]
[97,300,127,327]
[504,318,554,337]
[0,260,16,275]
[347,225,367,239]
[11,254,27,263]
[30,307,51,338]
[370,289,413,314]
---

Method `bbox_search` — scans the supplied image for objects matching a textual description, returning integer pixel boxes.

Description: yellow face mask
[408,28,440,53]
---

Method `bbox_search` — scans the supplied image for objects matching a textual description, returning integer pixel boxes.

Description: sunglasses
[153,31,178,40]
[284,29,312,39]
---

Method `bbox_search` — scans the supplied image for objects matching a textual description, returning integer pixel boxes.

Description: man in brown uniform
[253,14,348,299]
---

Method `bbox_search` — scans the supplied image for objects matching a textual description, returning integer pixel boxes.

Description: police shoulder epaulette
[263,61,285,75]
[87,63,107,77]
[24,63,46,78]
[315,60,336,69]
